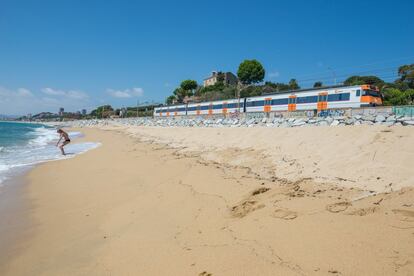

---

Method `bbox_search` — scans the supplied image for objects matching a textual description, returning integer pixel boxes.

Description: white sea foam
[0,127,100,185]
[27,127,57,146]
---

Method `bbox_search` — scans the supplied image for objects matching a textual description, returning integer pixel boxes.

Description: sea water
[0,122,100,187]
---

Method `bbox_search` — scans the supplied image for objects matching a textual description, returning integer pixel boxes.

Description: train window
[328,94,338,101]
[328,93,350,102]
[272,98,289,105]
[297,95,318,104]
[341,93,350,100]
[356,90,361,96]
[247,100,264,107]
[365,90,380,97]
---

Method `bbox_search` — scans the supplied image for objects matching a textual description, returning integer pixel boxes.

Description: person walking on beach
[56,129,70,155]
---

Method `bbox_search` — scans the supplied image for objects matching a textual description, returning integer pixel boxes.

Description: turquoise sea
[0,122,99,186]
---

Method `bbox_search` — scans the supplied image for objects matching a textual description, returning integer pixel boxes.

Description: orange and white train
[154,85,382,117]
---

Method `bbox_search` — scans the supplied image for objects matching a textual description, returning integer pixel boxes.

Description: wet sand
[1,126,413,275]
[0,175,32,272]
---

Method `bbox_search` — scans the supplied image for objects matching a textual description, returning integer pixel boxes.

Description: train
[154,84,382,117]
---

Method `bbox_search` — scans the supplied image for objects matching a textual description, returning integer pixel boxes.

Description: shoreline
[0,128,99,273]
[0,125,100,189]
[1,126,413,275]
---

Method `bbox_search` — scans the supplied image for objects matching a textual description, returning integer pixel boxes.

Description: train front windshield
[361,85,382,105]
[362,89,381,97]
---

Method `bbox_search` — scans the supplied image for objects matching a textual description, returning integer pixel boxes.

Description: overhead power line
[296,67,399,83]
[290,55,414,80]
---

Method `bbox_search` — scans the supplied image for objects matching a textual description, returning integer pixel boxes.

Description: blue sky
[0,0,413,115]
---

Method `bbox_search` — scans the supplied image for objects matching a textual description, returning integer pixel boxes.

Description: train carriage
[154,85,382,117]
[186,98,243,116]
[154,104,187,117]
[244,85,382,113]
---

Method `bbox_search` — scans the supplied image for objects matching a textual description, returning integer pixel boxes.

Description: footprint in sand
[347,206,378,216]
[392,209,414,222]
[251,187,270,196]
[231,200,265,218]
[272,209,298,220]
[326,202,351,213]
[230,187,271,218]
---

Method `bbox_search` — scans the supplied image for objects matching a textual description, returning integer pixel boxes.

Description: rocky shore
[65,112,414,128]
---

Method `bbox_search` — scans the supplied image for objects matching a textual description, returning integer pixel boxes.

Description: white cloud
[66,90,88,100]
[41,87,88,99]
[41,87,65,96]
[268,71,280,79]
[17,88,34,97]
[107,87,144,98]
[0,87,33,98]
[108,90,131,98]
[0,87,37,114]
[0,86,90,115]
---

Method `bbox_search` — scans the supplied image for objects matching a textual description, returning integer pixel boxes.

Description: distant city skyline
[1,0,413,115]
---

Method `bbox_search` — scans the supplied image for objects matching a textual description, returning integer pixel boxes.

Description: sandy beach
[1,125,413,275]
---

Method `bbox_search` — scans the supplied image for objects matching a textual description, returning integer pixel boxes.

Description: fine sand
[1,126,413,275]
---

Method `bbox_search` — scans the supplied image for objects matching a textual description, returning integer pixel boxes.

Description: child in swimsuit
[56,129,70,155]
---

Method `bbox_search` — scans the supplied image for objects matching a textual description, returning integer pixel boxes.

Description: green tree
[398,64,414,89]
[196,82,225,96]
[172,88,186,103]
[239,86,262,98]
[288,79,300,90]
[90,105,114,118]
[180,80,198,96]
[404,89,414,104]
[262,81,291,93]
[166,95,176,105]
[237,59,265,84]
[393,79,410,91]
[313,81,323,88]
[344,75,384,87]
[382,88,409,106]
